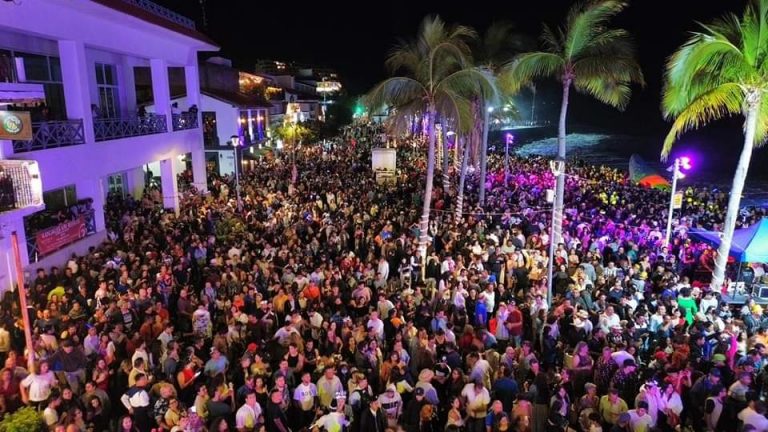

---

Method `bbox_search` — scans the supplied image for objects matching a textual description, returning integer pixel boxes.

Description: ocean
[490,126,768,208]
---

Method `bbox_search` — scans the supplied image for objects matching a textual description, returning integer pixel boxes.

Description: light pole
[479,105,493,206]
[230,134,242,212]
[664,156,692,246]
[547,156,565,307]
[504,133,514,187]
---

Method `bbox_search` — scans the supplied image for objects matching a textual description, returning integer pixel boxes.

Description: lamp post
[664,156,692,246]
[547,156,565,307]
[504,133,514,187]
[479,105,493,206]
[230,134,242,212]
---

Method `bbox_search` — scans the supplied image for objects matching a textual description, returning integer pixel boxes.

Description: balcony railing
[94,114,167,142]
[120,0,197,29]
[12,120,86,153]
[172,112,199,131]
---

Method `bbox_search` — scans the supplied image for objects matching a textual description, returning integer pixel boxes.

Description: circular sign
[2,113,23,135]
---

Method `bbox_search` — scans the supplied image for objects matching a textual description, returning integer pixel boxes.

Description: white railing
[94,114,167,141]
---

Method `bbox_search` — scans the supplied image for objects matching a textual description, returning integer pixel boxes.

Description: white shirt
[21,372,56,402]
[738,407,768,431]
[461,384,490,418]
[236,402,262,429]
[627,409,652,432]
[599,313,621,333]
[293,383,318,411]
[367,318,384,340]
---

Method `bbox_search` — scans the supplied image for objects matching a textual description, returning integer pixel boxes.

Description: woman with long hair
[116,415,139,432]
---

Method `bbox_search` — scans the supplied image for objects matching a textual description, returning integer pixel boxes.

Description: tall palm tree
[505,0,643,250]
[662,0,768,290]
[366,16,496,257]
[474,22,530,206]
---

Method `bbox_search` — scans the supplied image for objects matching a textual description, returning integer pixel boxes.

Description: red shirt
[506,308,523,336]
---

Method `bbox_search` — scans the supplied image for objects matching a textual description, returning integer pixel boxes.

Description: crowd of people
[0,125,767,432]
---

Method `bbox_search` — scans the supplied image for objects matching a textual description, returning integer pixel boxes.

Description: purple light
[679,156,692,170]
[505,133,514,145]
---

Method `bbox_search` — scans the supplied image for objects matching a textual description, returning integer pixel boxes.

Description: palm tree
[662,0,768,290]
[366,16,496,257]
[474,22,530,206]
[505,0,643,252]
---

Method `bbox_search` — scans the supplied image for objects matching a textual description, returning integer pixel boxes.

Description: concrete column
[121,58,138,117]
[184,64,207,193]
[126,166,146,199]
[57,40,95,143]
[0,217,29,294]
[75,177,106,233]
[150,59,173,132]
[160,158,179,213]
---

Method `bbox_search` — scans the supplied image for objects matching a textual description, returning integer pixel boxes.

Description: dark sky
[155,0,741,132]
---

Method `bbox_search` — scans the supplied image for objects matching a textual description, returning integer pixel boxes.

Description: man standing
[317,367,344,409]
[378,384,403,428]
[236,391,263,432]
[294,371,318,430]
[462,379,490,432]
[360,398,387,432]
[266,388,290,432]
[120,373,152,432]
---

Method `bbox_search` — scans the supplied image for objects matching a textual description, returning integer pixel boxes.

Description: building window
[202,111,218,147]
[95,63,120,118]
[107,173,126,197]
[7,51,67,120]
[42,184,77,212]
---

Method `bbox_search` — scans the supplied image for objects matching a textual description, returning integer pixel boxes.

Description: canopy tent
[689,218,768,263]
[629,154,671,190]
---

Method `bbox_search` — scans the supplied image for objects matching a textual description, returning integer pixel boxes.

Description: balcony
[94,114,167,142]
[12,120,86,153]
[172,112,199,131]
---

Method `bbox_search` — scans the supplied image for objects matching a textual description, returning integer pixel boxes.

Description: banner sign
[35,216,88,256]
[672,192,683,210]
[0,111,32,141]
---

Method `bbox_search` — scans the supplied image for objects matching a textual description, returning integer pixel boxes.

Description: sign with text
[35,216,88,256]
[0,111,32,141]
[672,191,683,210]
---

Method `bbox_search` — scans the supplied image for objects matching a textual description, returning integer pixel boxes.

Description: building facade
[0,0,217,292]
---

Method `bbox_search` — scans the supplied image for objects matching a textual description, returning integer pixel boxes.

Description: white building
[0,0,217,292]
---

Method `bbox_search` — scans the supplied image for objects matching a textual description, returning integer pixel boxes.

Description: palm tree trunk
[456,136,470,222]
[442,124,451,194]
[553,79,571,247]
[711,94,760,290]
[419,107,437,258]
[479,106,491,206]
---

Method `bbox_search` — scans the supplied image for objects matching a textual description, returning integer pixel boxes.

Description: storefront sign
[35,216,87,256]
[0,111,32,141]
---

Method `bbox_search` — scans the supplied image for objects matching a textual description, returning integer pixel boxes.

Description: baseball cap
[414,387,425,396]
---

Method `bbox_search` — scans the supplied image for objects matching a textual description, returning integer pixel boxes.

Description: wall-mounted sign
[0,111,32,141]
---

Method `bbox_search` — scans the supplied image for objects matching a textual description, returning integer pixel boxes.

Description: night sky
[153,0,741,133]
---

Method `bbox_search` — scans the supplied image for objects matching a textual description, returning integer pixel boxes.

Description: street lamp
[547,156,566,307]
[504,133,514,187]
[230,134,243,212]
[664,156,692,246]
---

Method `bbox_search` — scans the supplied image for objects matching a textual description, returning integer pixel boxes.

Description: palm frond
[503,52,565,92]
[573,76,632,109]
[661,83,744,159]
[541,24,563,54]
[364,77,426,112]
[437,67,499,106]
[565,0,628,60]
[663,31,748,116]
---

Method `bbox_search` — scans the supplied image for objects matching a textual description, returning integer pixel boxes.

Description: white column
[0,217,29,294]
[185,64,207,193]
[126,166,146,199]
[75,178,106,233]
[58,40,95,143]
[160,158,179,213]
[150,59,173,132]
[121,58,138,117]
